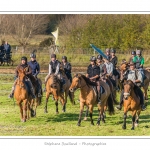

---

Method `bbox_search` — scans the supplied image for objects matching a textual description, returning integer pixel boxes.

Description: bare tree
[9,14,49,53]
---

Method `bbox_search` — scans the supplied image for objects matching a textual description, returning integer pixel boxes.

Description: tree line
[1,14,150,52]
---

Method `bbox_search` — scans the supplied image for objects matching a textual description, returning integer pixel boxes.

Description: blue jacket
[28,60,40,76]
[4,44,11,53]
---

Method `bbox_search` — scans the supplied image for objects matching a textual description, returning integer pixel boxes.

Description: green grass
[0,74,150,136]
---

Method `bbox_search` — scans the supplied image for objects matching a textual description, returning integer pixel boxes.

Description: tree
[9,14,49,53]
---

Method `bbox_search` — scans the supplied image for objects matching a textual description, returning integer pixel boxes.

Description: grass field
[0,74,150,136]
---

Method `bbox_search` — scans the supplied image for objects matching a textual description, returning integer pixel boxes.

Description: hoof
[77,123,80,126]
[122,125,126,129]
[131,127,134,130]
[44,110,48,113]
[83,117,87,121]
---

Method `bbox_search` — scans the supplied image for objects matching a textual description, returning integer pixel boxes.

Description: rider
[28,53,42,97]
[105,48,111,61]
[44,54,64,93]
[128,51,136,63]
[61,56,72,83]
[97,54,107,79]
[110,48,119,90]
[9,56,36,99]
[116,62,146,111]
[86,56,101,104]
[132,50,145,81]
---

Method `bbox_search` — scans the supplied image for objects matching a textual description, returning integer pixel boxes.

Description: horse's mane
[75,74,97,86]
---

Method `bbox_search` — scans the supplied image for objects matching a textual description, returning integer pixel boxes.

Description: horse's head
[69,74,83,92]
[120,62,129,81]
[123,80,134,100]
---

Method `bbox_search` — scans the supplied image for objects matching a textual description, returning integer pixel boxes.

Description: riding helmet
[30,53,36,58]
[62,56,67,60]
[90,56,97,61]
[51,54,56,58]
[111,49,116,53]
[131,51,136,55]
[97,54,103,60]
[21,56,27,61]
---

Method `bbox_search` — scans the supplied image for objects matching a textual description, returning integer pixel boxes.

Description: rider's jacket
[49,60,60,75]
[28,60,40,76]
[87,64,100,80]
[133,56,144,69]
[61,62,72,79]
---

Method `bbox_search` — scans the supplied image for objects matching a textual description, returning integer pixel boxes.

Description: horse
[14,68,35,122]
[44,74,66,114]
[122,80,141,130]
[120,62,150,101]
[69,74,114,126]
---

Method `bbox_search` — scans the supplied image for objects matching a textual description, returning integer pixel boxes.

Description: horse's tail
[107,94,115,115]
[68,91,75,105]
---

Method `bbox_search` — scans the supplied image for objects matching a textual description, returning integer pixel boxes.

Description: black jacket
[87,64,100,80]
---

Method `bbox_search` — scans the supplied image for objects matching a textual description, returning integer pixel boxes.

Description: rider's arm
[35,63,40,76]
[54,63,60,75]
[48,64,52,75]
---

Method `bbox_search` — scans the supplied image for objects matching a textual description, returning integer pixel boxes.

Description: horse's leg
[131,110,136,130]
[84,106,89,121]
[23,99,28,122]
[97,107,101,126]
[89,104,94,125]
[77,102,84,126]
[135,110,141,127]
[122,112,127,129]
[44,92,50,113]
[18,102,23,121]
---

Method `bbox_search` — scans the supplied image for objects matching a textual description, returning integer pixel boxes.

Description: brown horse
[69,74,114,126]
[122,80,141,130]
[14,68,34,122]
[120,62,150,100]
[44,74,66,114]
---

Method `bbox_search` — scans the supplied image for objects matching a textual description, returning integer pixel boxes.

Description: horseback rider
[96,54,107,79]
[28,53,42,97]
[129,51,136,63]
[9,56,36,99]
[86,56,101,104]
[133,50,145,82]
[44,54,64,93]
[110,49,119,90]
[105,48,111,61]
[116,62,146,111]
[61,56,72,83]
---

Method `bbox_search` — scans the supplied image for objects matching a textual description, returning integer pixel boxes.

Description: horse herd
[13,63,150,130]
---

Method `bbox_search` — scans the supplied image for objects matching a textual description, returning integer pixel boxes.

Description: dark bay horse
[69,74,114,126]
[122,80,141,130]
[14,68,34,122]
[44,74,66,114]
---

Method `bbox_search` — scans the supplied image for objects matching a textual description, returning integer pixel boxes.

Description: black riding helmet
[97,54,103,60]
[111,49,116,53]
[62,56,67,61]
[21,56,27,62]
[90,56,97,61]
[30,53,36,58]
[131,51,136,55]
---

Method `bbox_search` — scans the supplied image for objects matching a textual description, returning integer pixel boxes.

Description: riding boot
[116,90,124,110]
[135,86,146,111]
